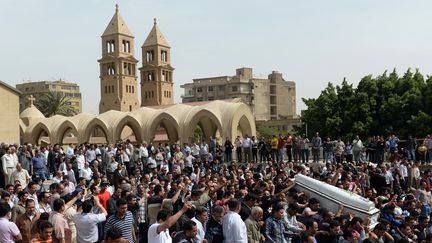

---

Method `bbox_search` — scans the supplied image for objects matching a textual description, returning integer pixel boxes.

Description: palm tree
[35,91,78,117]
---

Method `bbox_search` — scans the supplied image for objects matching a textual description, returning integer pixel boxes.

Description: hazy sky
[2,0,432,114]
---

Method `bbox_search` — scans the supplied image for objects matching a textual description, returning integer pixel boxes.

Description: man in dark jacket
[205,205,224,243]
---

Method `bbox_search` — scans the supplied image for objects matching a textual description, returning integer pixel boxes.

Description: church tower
[140,18,174,106]
[99,5,140,113]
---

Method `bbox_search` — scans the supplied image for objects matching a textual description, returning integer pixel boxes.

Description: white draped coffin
[294,174,380,227]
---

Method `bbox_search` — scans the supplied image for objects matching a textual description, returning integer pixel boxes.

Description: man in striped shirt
[104,198,136,243]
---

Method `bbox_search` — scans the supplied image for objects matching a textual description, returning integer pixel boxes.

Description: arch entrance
[88,125,108,144]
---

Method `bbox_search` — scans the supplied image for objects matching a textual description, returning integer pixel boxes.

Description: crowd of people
[0,132,432,243]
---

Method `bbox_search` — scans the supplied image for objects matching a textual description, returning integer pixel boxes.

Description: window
[162,71,166,81]
[231,86,238,92]
[208,86,213,92]
[132,86,134,93]
[129,105,132,111]
[147,72,155,81]
[197,87,202,93]
[124,63,131,75]
[108,63,116,75]
[219,86,225,91]
[161,50,168,62]
[112,85,115,93]
[122,40,130,53]
[152,91,154,98]
[270,86,276,94]
[146,50,154,62]
[106,40,115,53]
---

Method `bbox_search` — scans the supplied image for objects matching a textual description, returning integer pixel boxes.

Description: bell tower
[99,5,140,113]
[140,18,174,106]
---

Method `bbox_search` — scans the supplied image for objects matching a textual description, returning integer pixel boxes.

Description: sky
[1,0,432,114]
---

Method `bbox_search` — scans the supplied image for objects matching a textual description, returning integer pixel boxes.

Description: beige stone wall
[0,85,20,144]
[181,68,297,121]
[252,79,270,121]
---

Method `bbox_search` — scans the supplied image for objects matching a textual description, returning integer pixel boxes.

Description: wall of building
[0,85,20,144]
[252,79,270,121]
[16,81,82,113]
[181,68,297,121]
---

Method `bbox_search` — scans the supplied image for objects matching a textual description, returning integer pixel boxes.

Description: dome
[20,106,45,119]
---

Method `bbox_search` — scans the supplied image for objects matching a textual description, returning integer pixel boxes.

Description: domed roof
[20,105,45,119]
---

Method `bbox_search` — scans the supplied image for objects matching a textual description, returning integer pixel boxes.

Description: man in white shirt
[10,163,31,188]
[200,140,209,161]
[140,142,149,164]
[66,144,75,159]
[352,135,363,163]
[285,203,305,235]
[2,146,18,185]
[147,201,193,243]
[76,149,85,171]
[191,143,200,158]
[74,196,107,243]
[192,207,208,243]
[222,199,247,243]
[242,135,252,163]
[79,162,93,181]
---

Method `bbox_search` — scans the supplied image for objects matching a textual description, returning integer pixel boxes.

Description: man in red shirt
[98,182,112,210]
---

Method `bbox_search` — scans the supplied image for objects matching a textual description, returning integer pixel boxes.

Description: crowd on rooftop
[1,132,432,243]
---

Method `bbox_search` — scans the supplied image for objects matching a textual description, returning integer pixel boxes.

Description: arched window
[161,50,167,62]
[146,50,154,62]
[122,40,130,53]
[107,40,115,53]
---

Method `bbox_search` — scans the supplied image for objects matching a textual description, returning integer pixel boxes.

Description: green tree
[300,68,431,140]
[256,126,279,140]
[35,91,77,117]
[193,126,203,143]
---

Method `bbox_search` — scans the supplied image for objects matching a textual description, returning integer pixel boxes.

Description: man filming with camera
[73,195,108,243]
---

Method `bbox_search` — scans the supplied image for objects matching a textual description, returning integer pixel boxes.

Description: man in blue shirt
[31,149,46,181]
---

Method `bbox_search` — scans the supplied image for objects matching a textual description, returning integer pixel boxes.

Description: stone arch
[81,118,111,144]
[113,115,143,143]
[55,120,79,145]
[148,112,180,143]
[235,115,253,137]
[28,122,52,145]
[229,106,256,141]
[185,109,223,143]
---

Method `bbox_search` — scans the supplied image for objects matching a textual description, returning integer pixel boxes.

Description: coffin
[294,174,380,228]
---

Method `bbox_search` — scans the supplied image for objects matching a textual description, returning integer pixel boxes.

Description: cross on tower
[28,95,35,107]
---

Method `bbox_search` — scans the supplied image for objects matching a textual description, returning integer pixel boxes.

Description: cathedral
[98,5,174,113]
[5,5,256,145]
